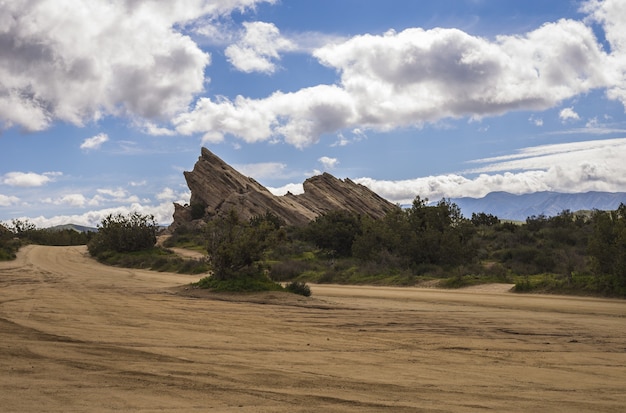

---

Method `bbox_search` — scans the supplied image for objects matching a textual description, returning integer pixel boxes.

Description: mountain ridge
[451,191,626,221]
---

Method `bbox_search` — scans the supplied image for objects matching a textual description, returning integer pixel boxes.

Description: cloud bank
[0,0,274,131]
[2,0,624,147]
[174,1,623,147]
[353,138,626,204]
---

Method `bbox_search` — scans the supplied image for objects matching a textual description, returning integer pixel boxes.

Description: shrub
[88,212,158,256]
[269,259,313,281]
[194,272,283,292]
[285,281,311,297]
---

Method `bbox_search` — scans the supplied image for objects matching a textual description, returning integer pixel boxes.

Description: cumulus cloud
[582,0,626,109]
[0,0,274,132]
[2,171,61,187]
[0,194,19,207]
[175,13,615,147]
[56,194,87,208]
[156,187,189,202]
[91,187,139,204]
[353,138,626,203]
[97,188,129,199]
[80,133,109,150]
[318,156,339,169]
[225,21,295,74]
[559,107,580,122]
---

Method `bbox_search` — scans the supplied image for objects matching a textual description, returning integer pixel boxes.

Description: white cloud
[354,138,626,203]
[141,122,176,136]
[13,201,182,229]
[174,84,355,148]
[156,187,189,203]
[0,0,274,132]
[80,133,109,150]
[175,15,615,147]
[318,156,339,169]
[559,107,580,122]
[467,138,626,172]
[331,128,367,147]
[57,194,87,208]
[2,171,60,187]
[225,21,295,74]
[582,0,626,109]
[0,194,19,207]
[529,115,544,126]
[97,188,128,199]
[267,183,304,196]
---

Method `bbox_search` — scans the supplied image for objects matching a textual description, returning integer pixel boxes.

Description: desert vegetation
[163,198,626,297]
[3,200,625,297]
[85,212,209,275]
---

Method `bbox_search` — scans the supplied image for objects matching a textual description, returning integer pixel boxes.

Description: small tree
[88,212,158,256]
[471,212,500,227]
[9,219,37,238]
[205,210,275,280]
[305,210,362,257]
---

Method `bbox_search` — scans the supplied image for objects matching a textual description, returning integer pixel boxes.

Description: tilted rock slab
[170,147,398,229]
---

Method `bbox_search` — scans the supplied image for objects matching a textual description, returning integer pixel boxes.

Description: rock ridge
[170,147,398,229]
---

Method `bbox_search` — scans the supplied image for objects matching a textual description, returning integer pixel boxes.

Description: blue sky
[1,0,626,227]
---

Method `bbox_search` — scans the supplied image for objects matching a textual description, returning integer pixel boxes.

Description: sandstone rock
[170,147,398,229]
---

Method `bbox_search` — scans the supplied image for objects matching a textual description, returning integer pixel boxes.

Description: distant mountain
[47,224,98,233]
[451,191,626,221]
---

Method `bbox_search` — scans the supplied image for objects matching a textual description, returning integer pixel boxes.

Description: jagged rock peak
[170,147,398,230]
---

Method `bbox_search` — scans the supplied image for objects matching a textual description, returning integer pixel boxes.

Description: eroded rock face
[170,147,398,230]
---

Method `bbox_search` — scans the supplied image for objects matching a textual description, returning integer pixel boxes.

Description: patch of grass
[512,273,626,298]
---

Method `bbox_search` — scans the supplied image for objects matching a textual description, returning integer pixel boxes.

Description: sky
[1,0,626,228]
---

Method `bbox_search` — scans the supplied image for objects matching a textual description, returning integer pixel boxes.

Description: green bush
[285,281,311,297]
[88,212,158,256]
[194,273,283,292]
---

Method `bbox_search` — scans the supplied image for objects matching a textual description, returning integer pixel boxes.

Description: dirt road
[1,245,625,412]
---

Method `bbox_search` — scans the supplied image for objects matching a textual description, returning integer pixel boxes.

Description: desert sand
[1,245,625,412]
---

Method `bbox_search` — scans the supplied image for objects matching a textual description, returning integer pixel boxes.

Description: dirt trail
[1,245,625,412]
[157,235,207,260]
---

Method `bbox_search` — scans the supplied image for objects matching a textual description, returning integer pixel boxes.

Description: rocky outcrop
[170,147,398,230]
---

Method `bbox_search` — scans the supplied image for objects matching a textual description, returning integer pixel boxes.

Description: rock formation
[170,147,398,229]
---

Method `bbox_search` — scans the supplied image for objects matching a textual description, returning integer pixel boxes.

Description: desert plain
[1,245,625,412]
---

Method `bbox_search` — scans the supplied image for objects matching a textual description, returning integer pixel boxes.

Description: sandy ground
[1,245,625,412]
[157,235,207,260]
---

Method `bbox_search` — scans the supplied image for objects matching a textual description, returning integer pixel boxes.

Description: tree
[88,212,158,256]
[352,207,414,263]
[404,197,475,266]
[471,212,499,227]
[9,219,37,238]
[205,210,277,280]
[305,210,362,257]
[588,204,626,291]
